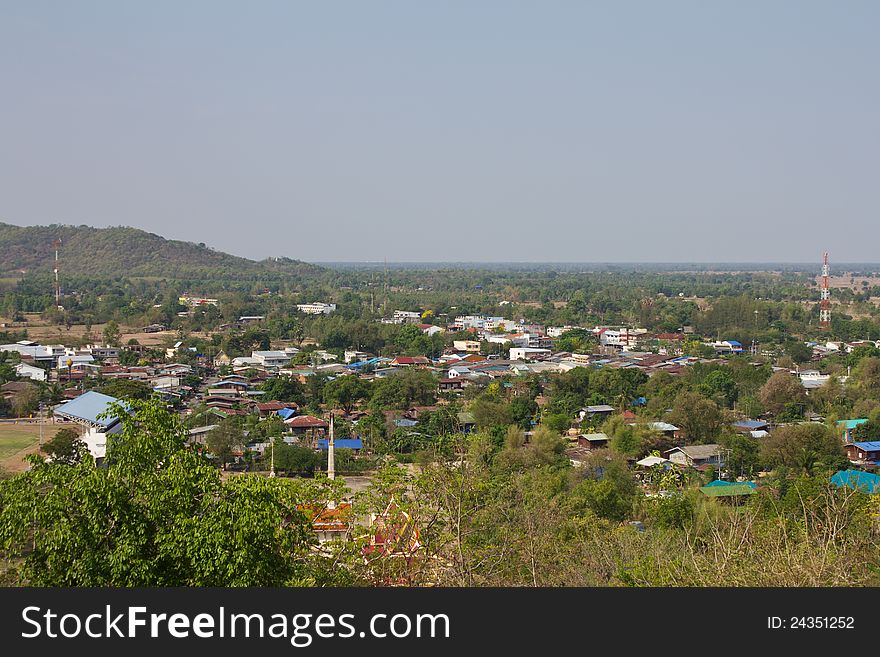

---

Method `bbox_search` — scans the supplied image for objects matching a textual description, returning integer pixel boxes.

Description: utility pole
[269,440,276,478]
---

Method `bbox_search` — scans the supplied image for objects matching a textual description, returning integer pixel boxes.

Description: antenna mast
[52,239,62,307]
[820,252,831,331]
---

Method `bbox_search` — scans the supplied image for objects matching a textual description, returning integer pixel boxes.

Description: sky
[1,1,878,263]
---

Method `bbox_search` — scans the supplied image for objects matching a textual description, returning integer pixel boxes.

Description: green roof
[836,419,868,430]
[700,484,756,497]
[457,412,476,424]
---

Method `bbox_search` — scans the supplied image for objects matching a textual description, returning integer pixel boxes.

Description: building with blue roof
[53,391,131,464]
[276,407,297,420]
[317,438,363,451]
[837,418,868,442]
[830,469,880,493]
[54,391,128,430]
[844,441,880,466]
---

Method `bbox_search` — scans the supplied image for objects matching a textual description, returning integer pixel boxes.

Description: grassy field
[0,423,47,462]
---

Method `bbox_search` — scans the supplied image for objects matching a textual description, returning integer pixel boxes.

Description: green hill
[0,222,326,281]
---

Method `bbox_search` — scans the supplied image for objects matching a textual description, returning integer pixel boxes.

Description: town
[2,232,880,586]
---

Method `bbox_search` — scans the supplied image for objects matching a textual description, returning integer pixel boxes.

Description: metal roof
[700,484,755,497]
[733,419,768,430]
[54,391,128,429]
[850,441,880,451]
[317,438,363,450]
[831,469,880,493]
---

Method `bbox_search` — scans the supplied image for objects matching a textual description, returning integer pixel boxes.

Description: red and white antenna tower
[820,251,831,330]
[52,239,62,307]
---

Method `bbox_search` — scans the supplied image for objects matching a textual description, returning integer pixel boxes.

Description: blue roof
[394,418,418,427]
[54,391,128,428]
[317,438,363,450]
[830,469,880,493]
[836,419,868,430]
[851,441,880,452]
[727,340,742,347]
[704,479,758,489]
[733,420,768,430]
[275,407,296,420]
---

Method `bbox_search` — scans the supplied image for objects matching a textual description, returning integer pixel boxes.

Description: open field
[0,422,56,471]
[1,313,212,347]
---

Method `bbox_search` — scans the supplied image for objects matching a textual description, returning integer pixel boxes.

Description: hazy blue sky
[1,2,878,263]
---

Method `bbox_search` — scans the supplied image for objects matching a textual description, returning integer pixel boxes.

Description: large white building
[296,302,337,315]
[509,347,552,361]
[251,349,299,368]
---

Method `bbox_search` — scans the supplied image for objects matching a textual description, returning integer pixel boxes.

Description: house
[509,347,551,361]
[453,340,481,353]
[447,365,472,378]
[14,362,46,382]
[844,441,880,467]
[255,401,298,417]
[285,414,329,441]
[56,354,95,370]
[576,433,610,450]
[837,419,868,443]
[419,324,445,336]
[390,310,422,324]
[390,356,431,367]
[712,340,744,354]
[644,422,681,439]
[438,378,466,393]
[251,350,294,369]
[577,405,616,423]
[317,438,363,452]
[457,412,476,433]
[665,444,723,469]
[142,324,166,333]
[733,419,770,434]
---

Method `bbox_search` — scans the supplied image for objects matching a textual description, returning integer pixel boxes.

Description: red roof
[256,401,297,412]
[392,356,431,365]
[285,415,328,428]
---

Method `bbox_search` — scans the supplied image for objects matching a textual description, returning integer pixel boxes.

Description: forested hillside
[0,222,326,281]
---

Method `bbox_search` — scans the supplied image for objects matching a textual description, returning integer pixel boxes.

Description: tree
[41,428,85,465]
[759,371,807,417]
[470,397,512,430]
[273,441,321,475]
[667,391,724,444]
[509,396,538,430]
[760,423,847,473]
[261,375,306,405]
[99,378,153,401]
[699,369,738,408]
[10,384,39,417]
[102,320,121,347]
[570,450,640,522]
[0,398,344,586]
[323,375,368,414]
[206,420,244,469]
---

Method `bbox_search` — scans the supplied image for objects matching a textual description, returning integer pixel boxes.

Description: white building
[595,327,647,349]
[15,362,46,381]
[296,302,337,315]
[1,341,65,363]
[392,310,422,324]
[252,350,294,368]
[509,347,552,361]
